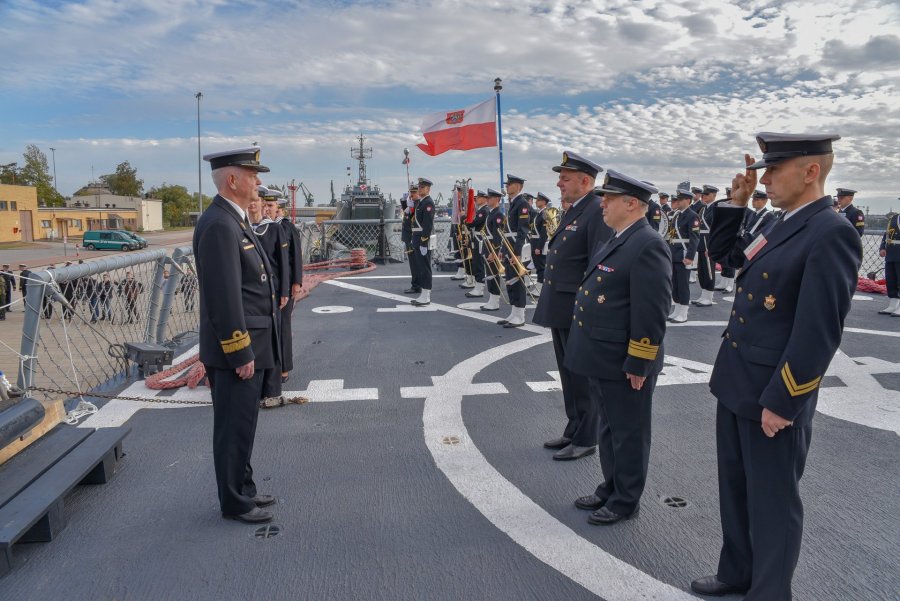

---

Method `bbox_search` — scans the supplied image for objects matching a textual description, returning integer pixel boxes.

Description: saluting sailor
[564,171,671,523]
[466,190,490,298]
[533,151,612,460]
[411,177,435,307]
[666,187,700,323]
[193,147,280,524]
[879,210,900,316]
[836,188,866,237]
[402,183,421,295]
[480,188,505,311]
[691,132,861,600]
[499,174,531,327]
[693,184,720,306]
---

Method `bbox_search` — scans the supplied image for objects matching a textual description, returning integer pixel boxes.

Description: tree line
[0,145,211,227]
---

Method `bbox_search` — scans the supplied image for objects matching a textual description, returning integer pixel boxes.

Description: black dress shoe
[222,507,273,524]
[690,575,749,596]
[411,299,430,306]
[553,444,597,461]
[502,322,524,328]
[588,505,639,525]
[252,494,277,508]
[403,287,421,294]
[480,306,499,312]
[543,436,572,449]
[497,319,509,325]
[574,494,607,510]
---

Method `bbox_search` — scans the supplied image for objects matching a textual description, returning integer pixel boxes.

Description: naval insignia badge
[597,294,606,304]
[764,294,776,310]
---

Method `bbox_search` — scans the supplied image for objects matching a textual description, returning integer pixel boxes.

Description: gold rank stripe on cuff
[781,362,822,397]
[627,338,659,360]
[221,330,251,354]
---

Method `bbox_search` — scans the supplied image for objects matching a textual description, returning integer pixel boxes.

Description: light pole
[195,91,203,216]
[49,147,57,194]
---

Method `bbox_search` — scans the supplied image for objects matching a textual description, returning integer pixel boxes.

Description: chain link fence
[293,218,453,264]
[862,231,887,278]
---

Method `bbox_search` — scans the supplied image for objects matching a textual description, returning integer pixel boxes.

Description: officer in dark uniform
[643,185,663,230]
[276,197,304,384]
[690,186,703,213]
[742,190,776,235]
[531,192,551,285]
[691,132,861,600]
[565,171,671,523]
[466,190,489,298]
[658,192,672,215]
[411,177,435,306]
[1,264,14,314]
[402,184,420,294]
[533,151,612,460]
[836,188,865,237]
[692,184,720,305]
[193,147,280,524]
[500,174,531,327]
[666,188,700,323]
[480,189,506,311]
[879,211,900,315]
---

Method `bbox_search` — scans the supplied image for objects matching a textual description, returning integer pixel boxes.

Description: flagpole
[494,78,504,206]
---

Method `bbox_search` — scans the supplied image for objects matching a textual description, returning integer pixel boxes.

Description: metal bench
[0,424,129,577]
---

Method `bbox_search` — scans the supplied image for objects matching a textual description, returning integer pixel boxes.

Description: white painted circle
[311,305,354,314]
[457,302,487,310]
[852,294,872,301]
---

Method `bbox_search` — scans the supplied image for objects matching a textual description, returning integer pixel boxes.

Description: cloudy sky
[2,0,899,212]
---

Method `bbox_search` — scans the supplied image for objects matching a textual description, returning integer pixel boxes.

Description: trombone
[498,215,539,303]
[480,222,510,305]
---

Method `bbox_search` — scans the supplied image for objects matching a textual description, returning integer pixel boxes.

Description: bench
[0,424,129,577]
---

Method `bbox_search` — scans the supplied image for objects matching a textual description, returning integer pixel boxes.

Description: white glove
[419,246,428,255]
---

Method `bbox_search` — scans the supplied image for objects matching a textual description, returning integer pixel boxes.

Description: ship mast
[351,133,372,188]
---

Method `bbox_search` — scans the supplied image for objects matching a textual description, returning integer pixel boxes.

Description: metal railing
[294,218,454,263]
[861,231,887,278]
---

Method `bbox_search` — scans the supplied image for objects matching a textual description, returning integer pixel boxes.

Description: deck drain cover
[441,435,461,445]
[662,496,688,508]
[414,360,426,365]
[253,525,281,539]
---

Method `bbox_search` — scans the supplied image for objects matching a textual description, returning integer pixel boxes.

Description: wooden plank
[0,424,92,509]
[0,399,66,467]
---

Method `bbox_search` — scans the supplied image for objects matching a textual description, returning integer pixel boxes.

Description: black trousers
[207,367,267,515]
[720,265,735,278]
[280,298,294,372]
[449,225,461,262]
[503,257,526,308]
[716,402,811,601]
[671,262,690,304]
[532,244,546,283]
[405,242,420,290]
[552,327,597,447]
[591,375,655,516]
[471,244,485,283]
[697,237,715,291]
[411,246,432,290]
[886,260,900,298]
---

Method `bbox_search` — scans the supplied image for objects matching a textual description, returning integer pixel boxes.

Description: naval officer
[836,188,865,236]
[402,184,420,295]
[533,151,612,460]
[879,211,900,315]
[691,133,861,599]
[275,196,304,384]
[666,188,700,323]
[193,147,280,524]
[565,171,671,523]
[411,178,435,306]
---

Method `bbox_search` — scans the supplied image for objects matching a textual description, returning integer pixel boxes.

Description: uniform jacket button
[747,293,753,301]
[732,342,738,348]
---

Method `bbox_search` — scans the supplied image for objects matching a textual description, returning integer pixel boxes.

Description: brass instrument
[498,216,538,302]
[480,221,510,305]
[544,206,560,238]
[658,209,671,240]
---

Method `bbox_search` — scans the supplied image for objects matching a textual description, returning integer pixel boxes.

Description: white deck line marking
[337,275,454,279]
[377,304,440,312]
[526,371,561,392]
[818,350,900,435]
[667,320,728,327]
[325,280,546,333]
[411,333,697,601]
[852,294,872,301]
[844,327,900,338]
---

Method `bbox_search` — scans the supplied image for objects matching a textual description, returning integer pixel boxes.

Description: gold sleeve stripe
[628,338,659,360]
[855,222,865,227]
[282,243,289,247]
[221,330,250,354]
[243,244,255,250]
[781,362,822,397]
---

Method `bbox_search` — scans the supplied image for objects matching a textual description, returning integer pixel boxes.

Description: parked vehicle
[82,230,139,251]
[118,231,148,248]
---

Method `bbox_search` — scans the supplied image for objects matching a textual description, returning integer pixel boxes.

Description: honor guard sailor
[564,170,671,523]
[411,178,435,306]
[466,190,490,298]
[666,188,700,323]
[694,184,720,305]
[193,147,280,524]
[533,151,612,460]
[691,132,861,600]
[836,188,865,237]
[879,210,900,315]
[531,192,551,285]
[275,197,305,385]
[480,188,506,311]
[499,174,531,327]
[402,184,421,294]
[658,191,672,215]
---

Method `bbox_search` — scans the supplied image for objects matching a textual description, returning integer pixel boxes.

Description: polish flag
[416,98,497,157]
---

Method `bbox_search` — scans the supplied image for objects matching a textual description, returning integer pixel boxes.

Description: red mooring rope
[145,249,375,390]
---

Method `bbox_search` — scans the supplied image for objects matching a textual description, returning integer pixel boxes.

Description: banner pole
[494,78,504,207]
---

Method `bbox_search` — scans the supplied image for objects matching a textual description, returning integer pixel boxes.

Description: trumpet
[480,223,510,305]
[498,216,538,303]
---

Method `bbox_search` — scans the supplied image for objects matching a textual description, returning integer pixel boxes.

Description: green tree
[101,161,143,196]
[150,183,193,227]
[19,144,65,206]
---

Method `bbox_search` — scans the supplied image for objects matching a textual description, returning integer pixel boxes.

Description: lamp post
[195,91,203,216]
[49,148,58,194]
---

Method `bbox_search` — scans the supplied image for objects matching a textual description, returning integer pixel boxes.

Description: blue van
[118,231,148,248]
[82,230,139,251]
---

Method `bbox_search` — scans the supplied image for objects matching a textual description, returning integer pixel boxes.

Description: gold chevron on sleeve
[628,337,659,360]
[781,362,821,397]
[221,330,250,354]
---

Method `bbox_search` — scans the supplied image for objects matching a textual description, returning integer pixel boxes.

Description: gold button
[579,306,584,312]
[584,290,589,295]
[739,317,745,323]
[550,265,554,270]
[596,276,602,282]
[579,321,583,326]
[578,287,582,291]
[737,287,743,293]
[747,293,753,301]
[762,272,769,279]
[732,342,738,348]
[731,310,736,316]
[563,236,567,241]
[572,315,575,320]
[725,332,730,338]
[554,250,558,254]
